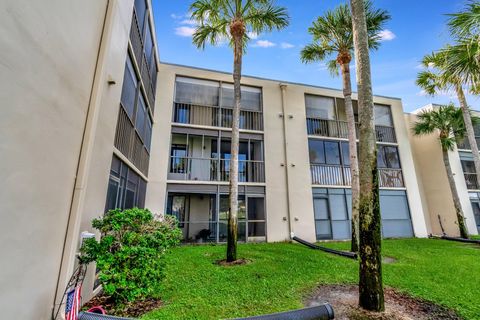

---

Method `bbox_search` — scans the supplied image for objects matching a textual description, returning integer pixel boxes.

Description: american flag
[65,285,82,320]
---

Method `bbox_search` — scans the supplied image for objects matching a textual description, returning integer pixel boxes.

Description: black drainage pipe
[293,236,357,259]
[435,235,480,244]
[232,303,334,320]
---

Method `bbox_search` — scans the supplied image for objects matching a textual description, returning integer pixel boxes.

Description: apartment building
[146,63,429,244]
[0,0,158,318]
[407,104,480,237]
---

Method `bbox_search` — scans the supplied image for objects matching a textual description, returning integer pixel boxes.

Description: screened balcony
[308,139,404,188]
[461,155,480,190]
[305,94,396,143]
[166,193,266,243]
[172,77,264,131]
[168,133,265,183]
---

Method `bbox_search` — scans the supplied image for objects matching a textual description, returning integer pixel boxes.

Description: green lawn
[142,239,480,320]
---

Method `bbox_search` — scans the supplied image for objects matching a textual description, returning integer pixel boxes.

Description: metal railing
[310,164,404,188]
[306,117,397,143]
[464,173,480,190]
[173,102,264,131]
[169,156,265,182]
[129,11,143,67]
[114,106,150,175]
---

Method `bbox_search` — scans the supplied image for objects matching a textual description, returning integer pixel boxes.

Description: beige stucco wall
[0,1,109,319]
[147,63,430,242]
[407,105,479,236]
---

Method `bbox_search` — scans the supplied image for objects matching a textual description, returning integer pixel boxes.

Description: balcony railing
[306,117,397,143]
[114,107,150,175]
[173,102,264,131]
[310,164,404,188]
[465,173,480,190]
[129,11,143,67]
[169,156,265,182]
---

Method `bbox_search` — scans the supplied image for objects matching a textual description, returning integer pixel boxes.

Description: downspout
[279,83,294,239]
[52,0,114,317]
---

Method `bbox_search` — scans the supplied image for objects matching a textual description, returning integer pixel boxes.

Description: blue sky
[152,0,479,112]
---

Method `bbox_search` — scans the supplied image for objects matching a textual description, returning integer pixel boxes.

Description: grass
[142,239,480,320]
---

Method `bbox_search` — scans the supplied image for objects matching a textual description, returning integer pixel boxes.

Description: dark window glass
[248,198,265,220]
[341,142,350,166]
[144,24,154,68]
[135,93,147,141]
[305,95,335,119]
[377,146,401,169]
[325,141,341,165]
[170,144,187,173]
[308,140,325,164]
[104,156,146,212]
[145,115,152,151]
[120,57,137,118]
[134,0,147,34]
[462,160,476,173]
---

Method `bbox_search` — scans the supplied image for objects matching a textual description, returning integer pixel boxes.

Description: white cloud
[378,29,396,41]
[180,19,197,26]
[252,40,276,48]
[175,26,196,37]
[171,13,183,19]
[247,32,259,39]
[280,42,294,49]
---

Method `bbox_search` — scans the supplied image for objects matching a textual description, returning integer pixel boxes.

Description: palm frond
[447,0,480,37]
[300,43,332,63]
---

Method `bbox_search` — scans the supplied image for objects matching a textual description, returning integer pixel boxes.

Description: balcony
[169,156,265,183]
[173,102,263,131]
[310,164,404,188]
[306,117,397,143]
[114,107,150,175]
[457,137,480,150]
[465,173,479,190]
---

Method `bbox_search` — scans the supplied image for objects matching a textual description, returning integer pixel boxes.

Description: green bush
[80,208,182,303]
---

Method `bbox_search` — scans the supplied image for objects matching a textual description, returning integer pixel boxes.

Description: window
[309,140,325,164]
[134,0,147,35]
[462,160,476,173]
[120,56,138,118]
[170,144,187,173]
[305,95,335,119]
[377,146,401,169]
[144,23,154,69]
[374,105,393,127]
[105,156,146,212]
[221,84,262,111]
[325,141,341,165]
[341,142,350,166]
[175,77,219,106]
[135,93,147,140]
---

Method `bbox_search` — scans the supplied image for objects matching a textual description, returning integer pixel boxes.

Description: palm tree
[350,0,384,311]
[417,50,480,192]
[300,2,390,253]
[190,0,289,262]
[447,0,480,38]
[412,105,470,238]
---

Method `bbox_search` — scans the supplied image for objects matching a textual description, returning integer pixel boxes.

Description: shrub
[80,208,182,303]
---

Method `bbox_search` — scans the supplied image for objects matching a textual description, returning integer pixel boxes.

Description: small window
[135,93,147,141]
[305,95,335,120]
[134,0,147,34]
[324,141,341,165]
[120,56,138,118]
[170,144,187,173]
[462,160,476,173]
[374,105,393,127]
[377,146,401,169]
[308,140,325,164]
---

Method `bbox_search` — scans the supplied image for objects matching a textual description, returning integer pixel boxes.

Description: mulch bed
[83,294,162,318]
[215,258,250,266]
[305,284,462,320]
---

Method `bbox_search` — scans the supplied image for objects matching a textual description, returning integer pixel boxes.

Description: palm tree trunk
[350,0,384,312]
[227,34,243,262]
[340,62,360,253]
[456,84,480,188]
[442,148,469,238]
